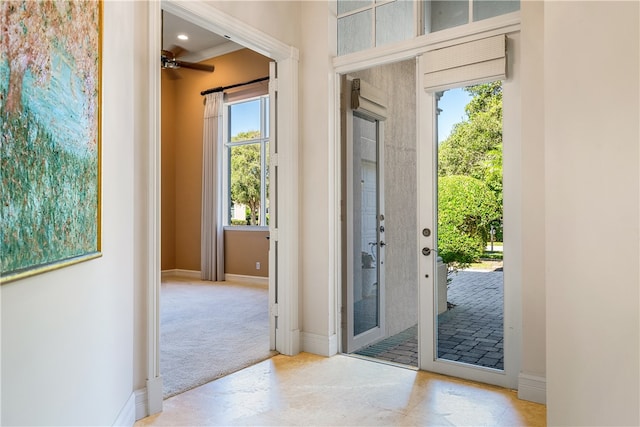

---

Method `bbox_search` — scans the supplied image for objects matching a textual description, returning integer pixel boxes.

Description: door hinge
[269,78,278,92]
[271,153,279,167]
[270,303,279,316]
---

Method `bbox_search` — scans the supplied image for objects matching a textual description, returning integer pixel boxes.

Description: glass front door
[342,76,386,353]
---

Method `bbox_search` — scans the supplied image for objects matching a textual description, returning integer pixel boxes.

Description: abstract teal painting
[0,1,102,283]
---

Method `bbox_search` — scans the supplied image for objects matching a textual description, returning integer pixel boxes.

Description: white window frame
[223,94,270,227]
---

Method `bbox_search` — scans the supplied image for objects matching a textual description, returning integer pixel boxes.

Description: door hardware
[422,247,431,256]
[422,228,431,237]
[380,241,386,247]
[379,225,385,233]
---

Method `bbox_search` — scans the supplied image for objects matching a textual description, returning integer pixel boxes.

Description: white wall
[298,0,338,354]
[545,2,639,425]
[519,0,546,392]
[1,2,136,425]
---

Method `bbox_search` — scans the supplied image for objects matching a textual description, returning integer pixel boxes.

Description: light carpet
[161,277,276,399]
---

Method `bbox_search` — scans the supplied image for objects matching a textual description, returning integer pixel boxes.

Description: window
[225,95,269,226]
[336,0,520,56]
[337,0,415,56]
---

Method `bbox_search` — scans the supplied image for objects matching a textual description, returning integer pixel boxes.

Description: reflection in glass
[424,0,468,34]
[353,115,380,336]
[473,0,520,22]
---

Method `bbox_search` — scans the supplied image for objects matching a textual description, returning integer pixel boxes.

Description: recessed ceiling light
[177,34,189,41]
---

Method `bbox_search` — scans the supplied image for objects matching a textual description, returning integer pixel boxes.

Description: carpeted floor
[161,277,277,399]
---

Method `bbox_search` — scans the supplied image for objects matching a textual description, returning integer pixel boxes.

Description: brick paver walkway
[354,270,504,370]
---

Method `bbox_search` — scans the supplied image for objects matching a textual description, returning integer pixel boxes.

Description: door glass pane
[435,82,504,371]
[338,10,373,56]
[353,114,380,336]
[376,0,414,47]
[473,0,520,22]
[424,0,469,34]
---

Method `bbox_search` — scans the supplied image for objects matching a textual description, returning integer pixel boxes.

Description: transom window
[337,0,520,56]
[225,95,269,226]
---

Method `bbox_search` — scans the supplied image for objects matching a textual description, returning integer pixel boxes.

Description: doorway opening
[159,9,275,399]
[340,60,419,368]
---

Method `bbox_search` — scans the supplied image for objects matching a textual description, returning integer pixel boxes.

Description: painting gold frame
[0,1,103,284]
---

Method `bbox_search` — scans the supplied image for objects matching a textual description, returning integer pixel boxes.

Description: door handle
[422,247,432,256]
[379,241,386,247]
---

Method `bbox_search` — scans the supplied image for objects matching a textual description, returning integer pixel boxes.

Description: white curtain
[201,92,224,281]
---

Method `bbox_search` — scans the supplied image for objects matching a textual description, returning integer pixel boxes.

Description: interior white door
[342,77,387,354]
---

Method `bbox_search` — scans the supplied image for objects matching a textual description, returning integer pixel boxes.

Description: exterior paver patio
[354,270,504,370]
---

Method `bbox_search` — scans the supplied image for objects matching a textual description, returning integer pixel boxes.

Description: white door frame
[332,16,521,388]
[341,76,388,353]
[145,0,300,415]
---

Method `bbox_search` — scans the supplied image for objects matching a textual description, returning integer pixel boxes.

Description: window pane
[338,0,372,15]
[338,9,373,55]
[473,0,520,22]
[376,0,414,47]
[264,97,270,138]
[230,99,261,142]
[229,143,262,225]
[424,0,468,34]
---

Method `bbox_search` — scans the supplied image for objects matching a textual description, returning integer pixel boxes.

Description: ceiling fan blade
[175,61,215,72]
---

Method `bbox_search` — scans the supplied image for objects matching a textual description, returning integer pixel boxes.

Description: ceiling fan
[161,46,215,73]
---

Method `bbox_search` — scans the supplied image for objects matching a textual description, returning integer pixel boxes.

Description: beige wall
[2,2,137,424]
[161,48,271,272]
[224,229,270,277]
[161,72,177,270]
[519,0,546,390]
[352,60,418,338]
[544,1,639,424]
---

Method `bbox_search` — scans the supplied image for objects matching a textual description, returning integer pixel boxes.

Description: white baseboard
[134,388,148,421]
[113,391,136,426]
[224,273,268,287]
[301,332,335,357]
[146,376,163,416]
[161,269,201,280]
[518,373,546,404]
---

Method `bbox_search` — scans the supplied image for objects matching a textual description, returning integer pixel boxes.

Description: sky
[437,87,472,143]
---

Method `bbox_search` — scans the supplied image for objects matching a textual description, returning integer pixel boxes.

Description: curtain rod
[200,76,269,96]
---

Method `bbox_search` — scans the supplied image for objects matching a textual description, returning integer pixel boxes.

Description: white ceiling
[162,10,243,63]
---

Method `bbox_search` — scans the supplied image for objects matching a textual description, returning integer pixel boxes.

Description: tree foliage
[230,130,263,225]
[438,175,500,269]
[437,82,503,267]
[438,81,503,204]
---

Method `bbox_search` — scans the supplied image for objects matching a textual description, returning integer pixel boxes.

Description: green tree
[438,82,503,204]
[437,175,500,270]
[230,139,261,225]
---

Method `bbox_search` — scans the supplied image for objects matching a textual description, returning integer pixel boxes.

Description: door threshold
[342,353,419,371]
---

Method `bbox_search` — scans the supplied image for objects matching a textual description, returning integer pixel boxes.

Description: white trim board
[112,392,136,427]
[161,269,201,280]
[224,273,269,287]
[134,388,148,421]
[518,373,546,404]
[301,332,338,357]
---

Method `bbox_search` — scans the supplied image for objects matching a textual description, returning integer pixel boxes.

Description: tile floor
[136,352,546,426]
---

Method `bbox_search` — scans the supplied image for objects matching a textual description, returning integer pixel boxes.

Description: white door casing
[145,0,300,417]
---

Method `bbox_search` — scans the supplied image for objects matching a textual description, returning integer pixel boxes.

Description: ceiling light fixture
[177,34,189,41]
